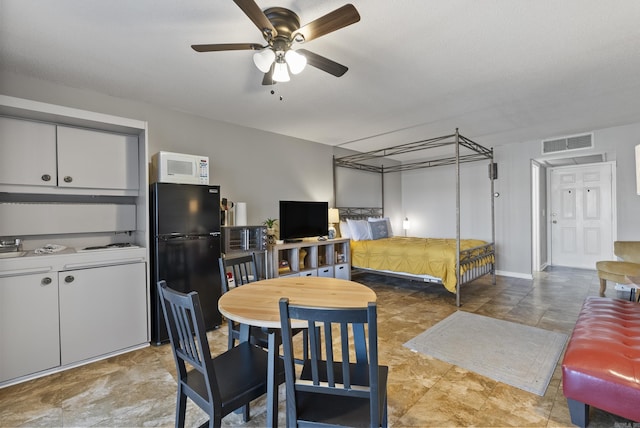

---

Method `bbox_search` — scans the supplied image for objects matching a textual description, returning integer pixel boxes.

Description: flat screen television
[279,200,328,242]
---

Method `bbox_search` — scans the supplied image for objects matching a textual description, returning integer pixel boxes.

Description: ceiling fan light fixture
[285,49,307,74]
[272,60,290,82]
[253,48,275,73]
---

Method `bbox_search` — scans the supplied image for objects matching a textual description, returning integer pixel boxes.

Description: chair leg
[599,278,607,297]
[567,398,589,428]
[175,387,187,428]
[227,322,235,349]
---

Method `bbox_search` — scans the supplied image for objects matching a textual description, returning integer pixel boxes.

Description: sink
[0,251,27,259]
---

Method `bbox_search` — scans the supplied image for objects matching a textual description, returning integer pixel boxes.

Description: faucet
[0,238,22,253]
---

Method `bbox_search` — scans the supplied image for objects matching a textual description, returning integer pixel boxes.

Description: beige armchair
[596,241,640,301]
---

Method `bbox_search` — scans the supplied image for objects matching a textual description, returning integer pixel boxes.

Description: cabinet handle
[41,174,51,182]
[65,275,75,283]
[41,277,52,285]
[63,176,73,183]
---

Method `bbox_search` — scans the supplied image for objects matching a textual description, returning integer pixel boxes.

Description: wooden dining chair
[279,298,389,427]
[219,254,310,362]
[157,280,283,428]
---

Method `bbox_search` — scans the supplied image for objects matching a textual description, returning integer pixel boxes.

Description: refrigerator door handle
[210,232,221,237]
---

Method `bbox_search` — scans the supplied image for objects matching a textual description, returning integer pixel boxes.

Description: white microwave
[151,151,209,185]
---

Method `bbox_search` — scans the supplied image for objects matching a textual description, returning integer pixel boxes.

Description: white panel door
[550,163,613,268]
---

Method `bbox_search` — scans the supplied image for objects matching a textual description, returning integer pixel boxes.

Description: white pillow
[347,219,372,241]
[339,221,350,239]
[368,217,393,236]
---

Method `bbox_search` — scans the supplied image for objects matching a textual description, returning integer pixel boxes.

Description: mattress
[350,236,492,293]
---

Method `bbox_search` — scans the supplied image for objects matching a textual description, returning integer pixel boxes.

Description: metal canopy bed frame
[333,129,496,307]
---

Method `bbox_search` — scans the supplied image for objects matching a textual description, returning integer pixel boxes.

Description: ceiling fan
[191,0,360,84]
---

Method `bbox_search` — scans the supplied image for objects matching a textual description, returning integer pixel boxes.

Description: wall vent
[542,133,593,154]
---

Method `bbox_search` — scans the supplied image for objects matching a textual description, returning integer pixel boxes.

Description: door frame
[545,161,617,267]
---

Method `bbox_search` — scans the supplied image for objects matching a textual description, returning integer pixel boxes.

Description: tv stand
[268,238,350,280]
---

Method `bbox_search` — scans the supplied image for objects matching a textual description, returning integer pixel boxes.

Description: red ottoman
[562,297,640,427]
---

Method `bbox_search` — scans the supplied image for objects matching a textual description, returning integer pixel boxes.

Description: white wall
[401,123,640,277]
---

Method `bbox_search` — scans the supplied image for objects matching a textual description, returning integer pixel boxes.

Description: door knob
[41,277,52,285]
[552,220,557,224]
[65,275,75,283]
[41,174,51,182]
[64,176,73,183]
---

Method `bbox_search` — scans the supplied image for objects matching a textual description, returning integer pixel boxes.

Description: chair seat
[215,342,284,407]
[296,362,389,426]
[596,261,640,281]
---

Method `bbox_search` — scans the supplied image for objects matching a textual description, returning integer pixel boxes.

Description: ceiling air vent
[542,133,593,154]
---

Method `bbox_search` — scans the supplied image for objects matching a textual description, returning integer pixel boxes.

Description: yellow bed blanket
[350,236,493,293]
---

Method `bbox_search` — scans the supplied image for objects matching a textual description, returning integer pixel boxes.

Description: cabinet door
[0,273,60,382]
[334,263,351,280]
[57,126,139,190]
[318,266,335,277]
[0,117,57,187]
[59,262,147,365]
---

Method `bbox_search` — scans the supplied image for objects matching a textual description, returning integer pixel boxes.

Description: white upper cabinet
[0,116,139,194]
[57,126,138,191]
[0,116,57,187]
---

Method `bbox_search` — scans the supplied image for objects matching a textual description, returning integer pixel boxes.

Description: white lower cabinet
[59,262,147,365]
[0,273,61,383]
[0,260,148,385]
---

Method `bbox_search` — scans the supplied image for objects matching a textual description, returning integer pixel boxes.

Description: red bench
[562,297,640,426]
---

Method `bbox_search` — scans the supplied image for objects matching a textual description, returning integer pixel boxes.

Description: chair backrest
[614,241,640,263]
[218,253,259,294]
[279,298,381,425]
[157,280,220,404]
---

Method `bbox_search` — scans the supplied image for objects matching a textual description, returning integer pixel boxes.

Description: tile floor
[0,267,636,427]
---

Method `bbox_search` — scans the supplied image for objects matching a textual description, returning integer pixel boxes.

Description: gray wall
[0,71,342,228]
[3,71,637,277]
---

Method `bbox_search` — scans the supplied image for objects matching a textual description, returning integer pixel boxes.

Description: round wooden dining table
[218,275,377,328]
[218,275,376,427]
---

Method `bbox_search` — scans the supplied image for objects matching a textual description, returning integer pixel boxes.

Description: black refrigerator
[150,182,223,345]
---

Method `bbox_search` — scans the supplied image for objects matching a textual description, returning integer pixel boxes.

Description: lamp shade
[272,61,290,82]
[285,49,307,74]
[402,217,410,230]
[253,49,275,73]
[328,208,339,224]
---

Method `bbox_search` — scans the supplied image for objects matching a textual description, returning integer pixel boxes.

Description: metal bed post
[455,129,461,307]
[381,165,385,217]
[490,150,497,284]
[332,155,337,207]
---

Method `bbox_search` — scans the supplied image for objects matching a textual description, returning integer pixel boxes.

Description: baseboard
[495,270,533,280]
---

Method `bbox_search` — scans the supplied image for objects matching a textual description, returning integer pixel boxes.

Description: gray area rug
[404,311,568,396]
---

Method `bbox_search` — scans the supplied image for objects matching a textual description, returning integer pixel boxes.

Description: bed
[333,130,496,306]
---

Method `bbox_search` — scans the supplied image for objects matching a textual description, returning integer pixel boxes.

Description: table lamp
[403,217,410,237]
[328,208,340,239]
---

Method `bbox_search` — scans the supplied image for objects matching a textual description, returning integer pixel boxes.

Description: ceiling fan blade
[233,0,278,37]
[297,49,348,77]
[191,43,263,52]
[294,4,360,42]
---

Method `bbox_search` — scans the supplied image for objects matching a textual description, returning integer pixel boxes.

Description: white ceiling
[2,0,640,155]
